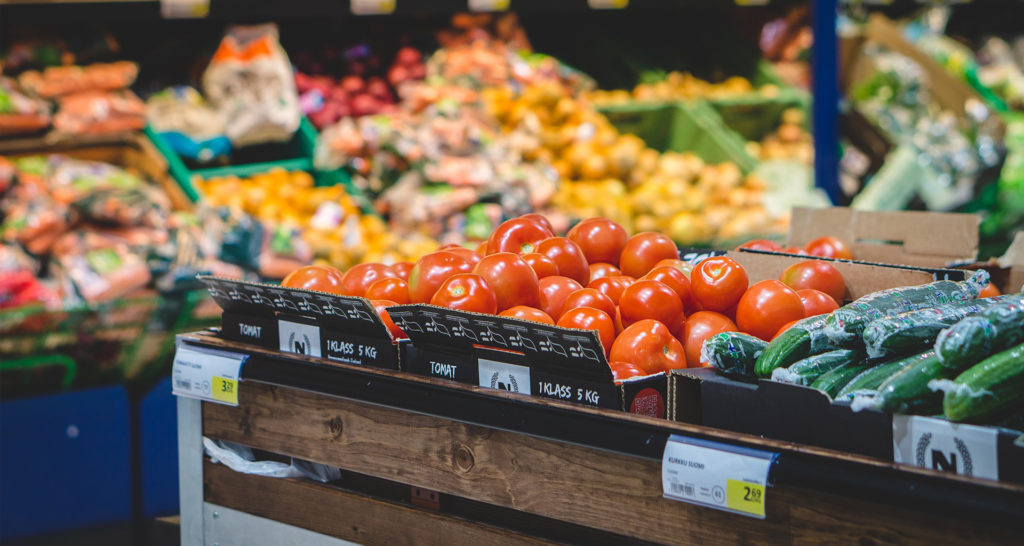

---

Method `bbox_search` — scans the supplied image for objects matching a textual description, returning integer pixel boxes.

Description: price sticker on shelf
[468,0,509,11]
[159,0,210,18]
[662,436,776,519]
[351,0,396,15]
[588,0,628,9]
[172,341,247,407]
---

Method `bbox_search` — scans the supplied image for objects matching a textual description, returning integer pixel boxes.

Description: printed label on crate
[678,248,728,265]
[662,436,776,519]
[478,358,532,395]
[322,330,392,366]
[893,415,998,480]
[171,342,247,406]
[468,0,509,11]
[278,320,322,358]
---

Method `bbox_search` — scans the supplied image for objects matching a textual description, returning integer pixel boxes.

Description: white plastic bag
[203,438,341,482]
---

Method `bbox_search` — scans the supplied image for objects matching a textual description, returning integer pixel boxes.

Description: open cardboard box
[952,231,1024,294]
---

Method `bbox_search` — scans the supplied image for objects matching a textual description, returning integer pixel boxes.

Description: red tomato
[475,241,488,255]
[486,217,552,255]
[536,237,590,286]
[779,260,846,303]
[979,282,1001,298]
[588,262,621,282]
[619,280,685,332]
[537,276,583,319]
[610,319,687,374]
[444,246,482,267]
[805,236,854,260]
[797,288,839,317]
[736,280,805,341]
[281,265,346,294]
[519,213,554,234]
[736,239,783,252]
[691,257,748,312]
[391,261,414,282]
[371,300,407,340]
[365,277,410,304]
[655,259,692,278]
[557,307,615,356]
[473,252,540,311]
[567,217,628,266]
[341,263,399,298]
[779,247,809,256]
[522,252,559,279]
[678,311,737,368]
[499,305,555,325]
[771,319,800,341]
[430,273,498,314]
[609,361,647,381]
[561,288,616,321]
[619,232,678,278]
[588,277,629,305]
[642,266,694,315]
[408,251,473,303]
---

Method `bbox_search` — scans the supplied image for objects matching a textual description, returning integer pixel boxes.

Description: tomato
[391,261,414,282]
[561,288,616,320]
[443,246,482,267]
[979,282,1001,298]
[536,237,590,286]
[519,213,554,234]
[779,247,809,256]
[805,236,854,260]
[371,300,407,339]
[619,280,685,331]
[691,257,748,312]
[522,253,559,279]
[771,319,800,341]
[736,280,805,341]
[475,241,488,255]
[614,307,625,333]
[610,319,687,374]
[609,361,646,381]
[797,288,838,317]
[567,217,628,266]
[619,232,679,278]
[588,277,629,305]
[779,260,846,303]
[341,263,399,298]
[430,273,498,314]
[486,217,552,255]
[499,305,555,325]
[365,277,410,304]
[642,266,694,315]
[473,252,540,311]
[736,239,782,252]
[408,251,473,303]
[557,306,615,356]
[655,259,692,278]
[537,276,583,319]
[588,262,621,282]
[677,311,737,367]
[281,265,346,294]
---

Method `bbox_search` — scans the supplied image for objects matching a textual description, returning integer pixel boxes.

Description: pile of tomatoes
[280,213,848,382]
[736,236,854,259]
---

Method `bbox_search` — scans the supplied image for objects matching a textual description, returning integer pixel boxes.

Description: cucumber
[771,349,859,386]
[861,295,1013,359]
[810,361,874,399]
[823,270,989,345]
[934,294,1024,372]
[837,351,934,399]
[873,352,955,415]
[701,331,767,378]
[941,343,1024,423]
[754,314,839,378]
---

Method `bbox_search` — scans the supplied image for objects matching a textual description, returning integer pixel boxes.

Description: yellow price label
[726,479,765,517]
[211,376,238,405]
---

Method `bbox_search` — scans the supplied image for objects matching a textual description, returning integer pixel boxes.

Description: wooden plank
[203,382,1019,545]
[204,461,549,545]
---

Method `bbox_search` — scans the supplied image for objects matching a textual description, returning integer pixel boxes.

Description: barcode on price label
[172,340,247,406]
[662,435,776,519]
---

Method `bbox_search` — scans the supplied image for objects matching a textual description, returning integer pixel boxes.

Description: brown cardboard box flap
[998,231,1024,293]
[786,207,980,268]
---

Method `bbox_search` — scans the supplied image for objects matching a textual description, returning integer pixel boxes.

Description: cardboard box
[953,231,1024,294]
[388,304,668,417]
[199,276,400,369]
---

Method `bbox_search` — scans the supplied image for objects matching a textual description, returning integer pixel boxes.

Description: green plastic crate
[707,88,810,143]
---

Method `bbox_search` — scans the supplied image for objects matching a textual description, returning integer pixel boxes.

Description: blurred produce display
[587,71,776,104]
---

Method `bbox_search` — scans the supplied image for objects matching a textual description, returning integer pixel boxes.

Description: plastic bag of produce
[18,61,138,98]
[57,246,151,303]
[53,89,146,135]
[146,86,231,161]
[933,294,1024,371]
[0,77,51,137]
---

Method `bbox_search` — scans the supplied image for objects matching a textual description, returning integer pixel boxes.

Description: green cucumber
[824,270,989,344]
[837,351,934,399]
[934,294,1024,372]
[754,314,839,378]
[941,343,1024,423]
[810,361,874,399]
[861,295,1013,359]
[701,331,768,379]
[873,352,955,415]
[771,349,859,386]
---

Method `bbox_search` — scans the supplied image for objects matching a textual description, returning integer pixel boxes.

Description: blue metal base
[140,377,180,518]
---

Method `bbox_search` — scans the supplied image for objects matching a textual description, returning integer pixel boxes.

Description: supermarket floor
[5,518,179,546]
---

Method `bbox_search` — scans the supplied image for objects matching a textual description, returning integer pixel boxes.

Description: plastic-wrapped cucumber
[934,294,1024,372]
[701,331,767,378]
[872,352,954,414]
[861,295,1013,359]
[810,361,874,398]
[837,351,934,399]
[771,349,859,386]
[754,314,840,378]
[824,270,989,345]
[936,343,1024,423]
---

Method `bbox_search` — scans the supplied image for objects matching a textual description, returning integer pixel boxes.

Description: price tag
[468,0,509,11]
[662,436,776,519]
[159,0,209,18]
[172,342,247,406]
[351,0,396,15]
[893,415,998,480]
[588,0,628,8]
